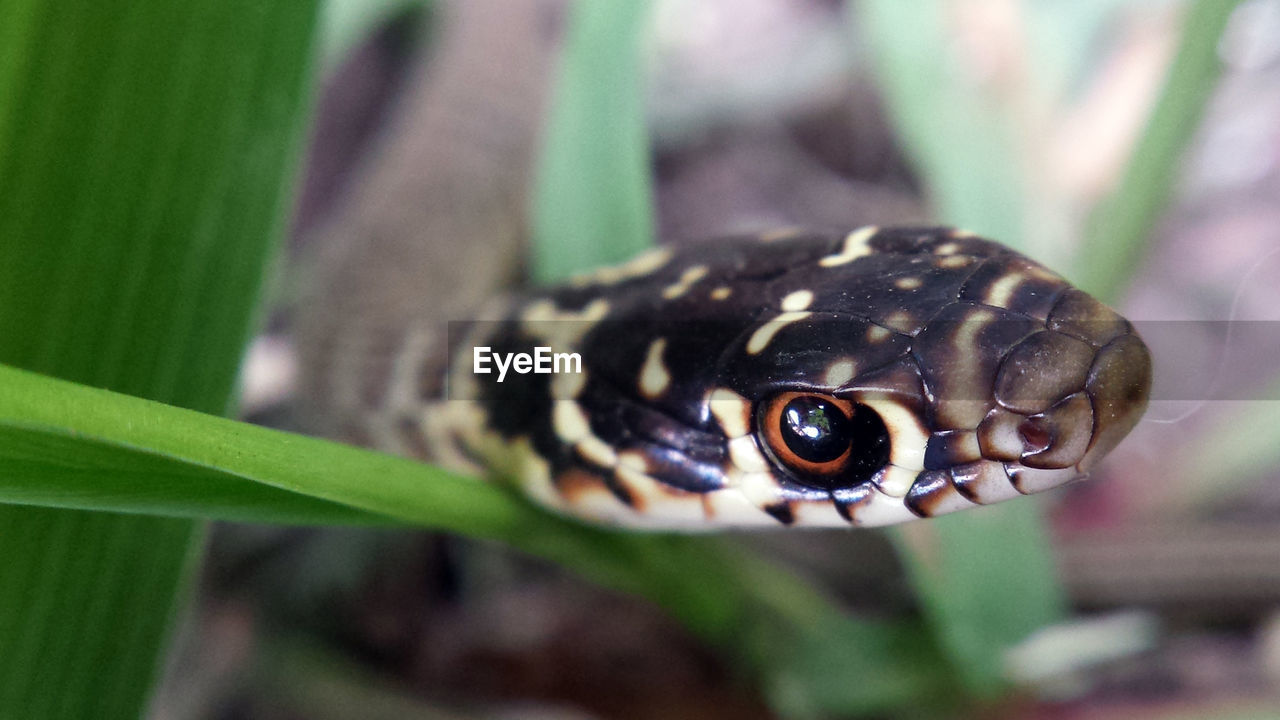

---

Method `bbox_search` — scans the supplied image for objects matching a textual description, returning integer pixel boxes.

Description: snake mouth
[971,286,1153,475]
[903,295,1153,519]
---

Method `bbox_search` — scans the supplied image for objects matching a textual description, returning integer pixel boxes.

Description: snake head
[898,286,1153,519]
[702,228,1153,526]
[457,227,1152,529]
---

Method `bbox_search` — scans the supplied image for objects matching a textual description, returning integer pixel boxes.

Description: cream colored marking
[980,409,1024,460]
[551,368,586,399]
[937,307,996,427]
[569,246,673,287]
[867,325,893,343]
[708,388,752,438]
[728,435,769,473]
[734,469,784,507]
[552,400,591,443]
[780,289,815,312]
[921,482,979,516]
[1009,464,1083,494]
[854,394,928,471]
[617,450,650,473]
[701,489,779,527]
[819,226,878,267]
[956,461,1021,504]
[419,403,484,475]
[790,500,848,526]
[847,487,919,527]
[823,359,857,387]
[883,310,915,333]
[877,463,918,497]
[661,264,708,300]
[520,298,610,361]
[950,228,978,238]
[577,435,619,468]
[521,297,610,325]
[567,485,640,526]
[579,298,610,322]
[520,299,555,324]
[894,276,923,290]
[938,255,971,269]
[983,272,1025,309]
[746,311,812,354]
[710,286,732,301]
[614,465,707,525]
[934,242,960,255]
[1026,264,1063,282]
[500,436,561,509]
[638,338,671,399]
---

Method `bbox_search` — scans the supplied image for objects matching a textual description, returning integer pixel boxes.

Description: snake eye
[757,392,891,490]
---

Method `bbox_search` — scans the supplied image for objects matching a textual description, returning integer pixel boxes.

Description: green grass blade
[1078,0,1240,301]
[857,0,1029,249]
[0,363,522,529]
[1173,380,1280,510]
[0,362,947,714]
[525,4,956,713]
[530,0,656,283]
[0,0,319,716]
[856,0,1067,695]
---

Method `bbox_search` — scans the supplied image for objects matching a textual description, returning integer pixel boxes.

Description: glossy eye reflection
[781,396,850,463]
[758,391,891,490]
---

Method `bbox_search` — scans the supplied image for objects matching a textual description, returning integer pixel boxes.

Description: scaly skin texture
[294,7,1150,531]
[398,227,1152,530]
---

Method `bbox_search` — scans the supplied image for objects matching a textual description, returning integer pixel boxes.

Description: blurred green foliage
[0,0,319,716]
[0,0,1247,717]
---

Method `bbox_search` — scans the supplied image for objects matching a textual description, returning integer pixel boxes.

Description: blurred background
[155,0,1280,718]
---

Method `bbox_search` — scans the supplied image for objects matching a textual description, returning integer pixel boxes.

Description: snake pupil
[781,397,850,463]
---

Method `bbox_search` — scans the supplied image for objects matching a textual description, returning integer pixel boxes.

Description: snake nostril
[1018,417,1052,454]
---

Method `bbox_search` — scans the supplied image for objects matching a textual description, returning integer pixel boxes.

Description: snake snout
[1078,331,1152,470]
[980,289,1152,477]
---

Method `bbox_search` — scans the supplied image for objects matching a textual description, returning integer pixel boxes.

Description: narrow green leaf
[0,363,523,531]
[531,0,656,283]
[320,0,430,68]
[856,0,1029,250]
[1078,0,1239,301]
[0,0,319,716]
[892,506,1066,696]
[0,362,948,715]
[856,0,1069,695]
[1175,382,1280,510]
[524,3,955,713]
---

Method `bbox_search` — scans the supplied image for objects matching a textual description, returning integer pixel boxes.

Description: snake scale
[296,1,1151,531]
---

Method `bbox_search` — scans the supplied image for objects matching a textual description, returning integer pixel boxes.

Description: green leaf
[0,362,946,715]
[1078,0,1239,301]
[1173,376,1280,511]
[531,0,656,283]
[320,0,430,69]
[891,505,1066,696]
[856,1,1069,695]
[0,363,522,531]
[856,0,1030,251]
[0,0,320,716]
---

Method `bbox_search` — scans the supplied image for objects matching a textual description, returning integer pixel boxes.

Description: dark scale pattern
[441,227,1152,529]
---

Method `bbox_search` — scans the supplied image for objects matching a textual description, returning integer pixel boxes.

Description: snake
[307,225,1152,530]
[295,2,1151,531]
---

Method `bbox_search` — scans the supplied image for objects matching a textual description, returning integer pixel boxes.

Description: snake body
[296,3,1150,530]
[361,226,1152,530]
